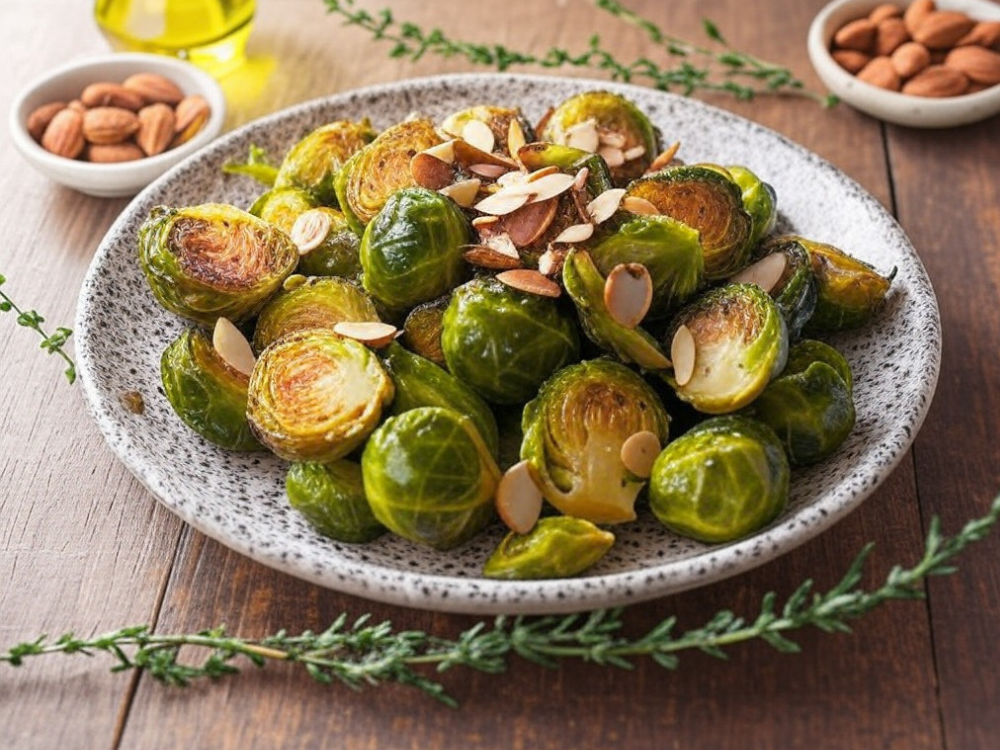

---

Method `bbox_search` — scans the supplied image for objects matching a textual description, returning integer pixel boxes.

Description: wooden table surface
[3,1,999,747]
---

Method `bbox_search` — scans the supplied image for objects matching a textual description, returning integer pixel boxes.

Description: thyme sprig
[5,495,997,706]
[0,273,75,384]
[324,0,837,106]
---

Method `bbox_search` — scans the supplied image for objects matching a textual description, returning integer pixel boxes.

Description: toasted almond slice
[508,119,527,162]
[496,198,558,248]
[463,244,522,270]
[484,232,520,259]
[496,460,543,534]
[622,196,660,216]
[472,214,500,229]
[623,145,647,161]
[508,172,575,202]
[497,269,561,298]
[498,170,528,188]
[462,119,495,154]
[410,151,454,190]
[599,146,625,168]
[647,141,681,173]
[537,247,567,277]
[526,165,561,182]
[439,178,482,208]
[598,129,627,149]
[474,190,531,216]
[333,321,399,349]
[729,252,787,294]
[553,223,594,244]
[671,324,696,387]
[453,138,518,169]
[565,119,599,152]
[422,139,456,164]
[572,167,590,191]
[290,209,332,255]
[587,188,627,225]
[620,431,661,479]
[467,163,509,179]
[213,318,256,376]
[604,263,653,328]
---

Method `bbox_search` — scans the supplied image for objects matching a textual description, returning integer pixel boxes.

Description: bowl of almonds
[10,53,225,197]
[808,0,1000,127]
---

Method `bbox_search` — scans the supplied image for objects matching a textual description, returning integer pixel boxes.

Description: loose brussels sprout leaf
[248,186,317,236]
[590,215,704,319]
[441,106,536,156]
[665,283,788,414]
[222,143,278,186]
[362,406,500,550]
[360,187,470,314]
[138,203,298,326]
[649,416,789,543]
[252,276,380,353]
[161,327,262,452]
[286,460,385,543]
[294,207,362,279]
[274,119,377,206]
[402,296,449,368]
[521,359,670,524]
[381,342,500,459]
[334,118,443,232]
[562,249,672,370]
[442,276,581,404]
[726,165,777,249]
[247,329,394,462]
[483,517,615,580]
[755,236,819,340]
[748,340,855,466]
[625,166,753,281]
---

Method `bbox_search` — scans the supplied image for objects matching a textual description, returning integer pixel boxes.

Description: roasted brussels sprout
[625,166,753,281]
[751,236,819,340]
[362,406,500,549]
[441,105,535,156]
[666,283,788,414]
[247,329,394,462]
[138,204,298,326]
[381,342,500,459]
[726,165,777,249]
[286,460,385,543]
[294,207,362,279]
[274,119,376,206]
[442,276,581,404]
[648,416,789,543]
[402,296,449,368]
[161,327,262,451]
[483,517,615,579]
[748,340,855,466]
[521,359,670,524]
[252,276,380,353]
[248,186,317,236]
[360,187,470,314]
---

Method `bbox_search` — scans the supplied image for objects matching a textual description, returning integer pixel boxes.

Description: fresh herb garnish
[0,272,76,384]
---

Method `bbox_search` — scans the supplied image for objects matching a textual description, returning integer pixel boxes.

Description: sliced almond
[553,223,594,244]
[453,138,517,169]
[291,209,332,254]
[463,244,522,270]
[439,178,481,208]
[472,214,500,229]
[496,198,558,248]
[422,139,456,164]
[671,325,696,387]
[495,460,543,534]
[333,321,399,349]
[462,119,495,154]
[572,167,590,191]
[598,129,627,149]
[537,247,567,277]
[565,119,599,152]
[473,190,531,216]
[498,170,528,188]
[410,151,454,190]
[599,146,625,168]
[604,263,653,328]
[526,165,561,182]
[484,232,520,258]
[623,145,647,161]
[622,196,660,216]
[620,431,662,479]
[587,188,627,225]
[496,269,561,298]
[467,163,509,179]
[507,172,576,202]
[507,119,527,162]
[729,252,787,294]
[647,142,681,173]
[213,318,256,377]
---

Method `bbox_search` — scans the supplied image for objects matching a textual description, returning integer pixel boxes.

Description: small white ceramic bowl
[808,0,1000,128]
[10,53,226,197]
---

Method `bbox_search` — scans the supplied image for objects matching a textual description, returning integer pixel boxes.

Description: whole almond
[834,19,877,52]
[26,101,66,142]
[83,106,140,145]
[87,142,145,163]
[944,45,1000,85]
[956,21,1000,48]
[914,11,976,50]
[67,99,87,115]
[122,72,184,105]
[967,81,991,93]
[136,103,176,156]
[902,64,969,96]
[172,94,210,147]
[892,42,931,78]
[833,48,873,74]
[903,0,935,36]
[80,81,145,111]
[857,56,902,90]
[875,18,910,56]
[40,109,85,159]
[869,3,903,24]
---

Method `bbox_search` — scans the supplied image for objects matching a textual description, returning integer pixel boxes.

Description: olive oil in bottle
[94,0,255,75]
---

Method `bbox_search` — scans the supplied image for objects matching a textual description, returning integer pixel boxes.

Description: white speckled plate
[76,74,940,615]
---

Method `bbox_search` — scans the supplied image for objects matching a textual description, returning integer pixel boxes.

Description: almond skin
[903,0,936,36]
[955,21,1000,48]
[892,42,931,78]
[869,3,903,24]
[944,45,1000,85]
[834,18,877,52]
[122,73,184,105]
[833,48,873,74]
[80,81,145,111]
[83,106,140,145]
[87,142,145,163]
[875,18,910,56]
[40,109,85,159]
[902,64,969,96]
[857,56,902,90]
[913,11,976,50]
[136,103,176,156]
[26,101,66,142]
[172,94,210,147]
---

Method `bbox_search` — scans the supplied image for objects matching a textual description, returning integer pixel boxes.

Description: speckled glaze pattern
[76,74,940,615]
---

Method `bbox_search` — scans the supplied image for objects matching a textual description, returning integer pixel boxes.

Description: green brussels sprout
[753,236,819,340]
[138,204,298,326]
[562,249,672,370]
[590,215,704,319]
[381,342,499,459]
[248,186,318,236]
[222,143,278,186]
[334,118,443,232]
[286,460,385,543]
[252,276,380,353]
[442,277,581,404]
[160,327,262,452]
[294,207,362,279]
[726,165,777,249]
[362,406,500,550]
[748,340,855,466]
[360,187,470,314]
[483,517,615,580]
[625,166,753,281]
[648,416,789,543]
[521,359,670,524]
[247,329,394,462]
[441,105,535,156]
[402,296,449,368]
[274,119,377,206]
[666,283,788,414]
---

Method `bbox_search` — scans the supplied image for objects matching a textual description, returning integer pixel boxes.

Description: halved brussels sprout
[294,207,362,279]
[249,186,317,236]
[521,359,670,524]
[138,204,298,326]
[648,416,789,543]
[402,296,449,368]
[247,329,394,462]
[563,249,672,370]
[441,105,535,156]
[381,342,499,459]
[483,517,615,580]
[161,327,262,451]
[754,236,819,340]
[590,215,704,318]
[362,406,500,550]
[252,276,380,353]
[625,166,753,281]
[442,276,581,404]
[286,460,385,543]
[666,283,788,414]
[274,119,377,206]
[726,165,777,249]
[748,340,855,466]
[360,187,470,314]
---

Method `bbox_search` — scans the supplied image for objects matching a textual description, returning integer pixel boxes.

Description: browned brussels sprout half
[274,119,376,206]
[483,517,615,580]
[160,327,262,452]
[138,203,298,326]
[286,460,385,543]
[402,296,449,368]
[248,186,317,236]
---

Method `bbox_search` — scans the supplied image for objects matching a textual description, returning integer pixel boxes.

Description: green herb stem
[0,273,76,384]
